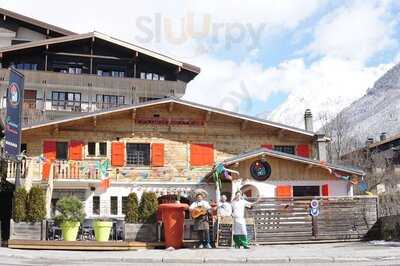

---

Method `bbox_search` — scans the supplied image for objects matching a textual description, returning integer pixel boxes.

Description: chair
[114,219,125,241]
[80,219,94,240]
[47,220,62,240]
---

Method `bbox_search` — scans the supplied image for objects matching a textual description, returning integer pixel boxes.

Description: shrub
[26,187,46,223]
[13,187,28,222]
[138,192,158,223]
[54,196,85,225]
[125,192,139,223]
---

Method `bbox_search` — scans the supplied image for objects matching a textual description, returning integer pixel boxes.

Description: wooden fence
[247,196,378,244]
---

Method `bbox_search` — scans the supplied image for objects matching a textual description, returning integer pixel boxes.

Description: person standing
[217,194,232,217]
[231,191,254,249]
[189,192,212,249]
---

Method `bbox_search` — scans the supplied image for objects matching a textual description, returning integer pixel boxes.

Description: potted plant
[10,187,46,240]
[93,217,113,242]
[55,196,85,241]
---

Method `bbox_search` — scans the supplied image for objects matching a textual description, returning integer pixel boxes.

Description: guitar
[191,207,208,219]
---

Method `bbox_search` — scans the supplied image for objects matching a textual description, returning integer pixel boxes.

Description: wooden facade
[9,98,367,220]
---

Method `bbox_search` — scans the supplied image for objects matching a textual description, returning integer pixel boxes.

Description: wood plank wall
[247,196,378,243]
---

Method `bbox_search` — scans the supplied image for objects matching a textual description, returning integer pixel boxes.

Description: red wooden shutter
[42,141,56,180]
[151,143,164,167]
[276,185,292,198]
[322,184,329,197]
[296,144,310,158]
[43,141,56,160]
[111,142,125,166]
[261,144,273,150]
[69,140,83,160]
[190,144,214,166]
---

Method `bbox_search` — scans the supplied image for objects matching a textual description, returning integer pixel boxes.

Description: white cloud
[306,0,398,62]
[1,0,323,61]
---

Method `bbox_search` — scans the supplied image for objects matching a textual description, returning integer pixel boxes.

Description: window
[68,67,82,74]
[96,94,124,109]
[87,142,107,157]
[99,142,107,156]
[88,142,96,156]
[126,143,150,166]
[122,196,128,215]
[56,142,68,160]
[110,196,118,215]
[140,72,165,81]
[293,186,320,197]
[52,92,81,111]
[274,145,295,155]
[93,196,100,215]
[20,143,27,153]
[138,97,161,103]
[16,63,37,70]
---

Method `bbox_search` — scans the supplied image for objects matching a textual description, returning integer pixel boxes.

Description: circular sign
[7,82,20,107]
[310,208,320,217]
[310,199,319,209]
[250,160,272,181]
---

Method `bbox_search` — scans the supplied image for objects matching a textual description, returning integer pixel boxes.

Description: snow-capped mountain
[264,62,393,132]
[329,62,400,141]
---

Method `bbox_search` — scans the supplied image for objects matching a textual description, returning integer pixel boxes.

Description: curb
[3,254,400,264]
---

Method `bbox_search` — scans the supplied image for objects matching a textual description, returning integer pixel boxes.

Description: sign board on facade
[4,68,24,160]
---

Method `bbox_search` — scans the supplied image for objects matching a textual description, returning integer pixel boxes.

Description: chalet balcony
[0,68,188,125]
[0,68,186,101]
[7,159,102,182]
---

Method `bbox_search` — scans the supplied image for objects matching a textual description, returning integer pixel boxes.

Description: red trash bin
[159,203,188,249]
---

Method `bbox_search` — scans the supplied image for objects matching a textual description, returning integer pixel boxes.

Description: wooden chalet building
[7,98,365,219]
[0,9,200,126]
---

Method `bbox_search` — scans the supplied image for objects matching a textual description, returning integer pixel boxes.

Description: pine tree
[125,192,139,223]
[138,192,158,223]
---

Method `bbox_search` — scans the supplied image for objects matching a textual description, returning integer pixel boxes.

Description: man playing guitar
[189,192,212,249]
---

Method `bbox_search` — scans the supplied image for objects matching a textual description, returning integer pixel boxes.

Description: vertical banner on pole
[4,68,24,160]
[4,68,24,187]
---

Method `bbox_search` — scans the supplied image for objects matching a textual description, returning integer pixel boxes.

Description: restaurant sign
[4,68,24,160]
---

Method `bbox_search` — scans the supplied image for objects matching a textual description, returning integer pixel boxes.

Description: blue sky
[2,0,399,126]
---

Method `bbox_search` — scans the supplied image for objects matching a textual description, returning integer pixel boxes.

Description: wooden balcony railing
[7,159,102,181]
[0,68,186,97]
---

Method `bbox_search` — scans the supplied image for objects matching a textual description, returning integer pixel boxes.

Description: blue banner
[4,68,24,160]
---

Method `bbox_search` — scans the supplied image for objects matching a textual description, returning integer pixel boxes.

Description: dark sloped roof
[0,31,200,74]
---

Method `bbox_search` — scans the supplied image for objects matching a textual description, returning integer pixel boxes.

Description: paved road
[1,241,400,265]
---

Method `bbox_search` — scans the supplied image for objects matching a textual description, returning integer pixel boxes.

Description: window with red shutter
[151,143,164,167]
[69,140,83,160]
[190,144,214,166]
[111,142,125,166]
[43,141,56,160]
[276,185,292,198]
[322,184,329,196]
[296,144,310,158]
[42,141,56,180]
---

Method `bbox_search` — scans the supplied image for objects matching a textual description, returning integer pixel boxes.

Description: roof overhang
[22,97,316,138]
[0,31,200,74]
[209,147,365,177]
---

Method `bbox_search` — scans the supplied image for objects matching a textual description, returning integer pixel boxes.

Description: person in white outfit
[217,194,232,217]
[231,191,254,249]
